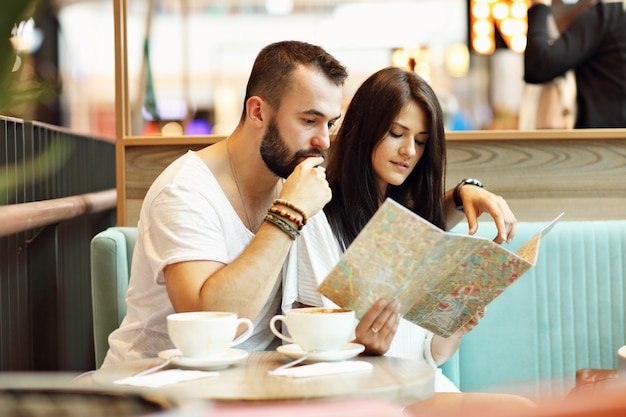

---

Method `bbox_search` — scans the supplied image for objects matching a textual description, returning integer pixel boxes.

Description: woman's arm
[443,182,516,244]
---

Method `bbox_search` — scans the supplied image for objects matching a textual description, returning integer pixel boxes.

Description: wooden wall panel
[118,131,626,226]
[446,138,626,221]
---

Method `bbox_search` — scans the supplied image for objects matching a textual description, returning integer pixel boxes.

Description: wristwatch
[453,178,484,211]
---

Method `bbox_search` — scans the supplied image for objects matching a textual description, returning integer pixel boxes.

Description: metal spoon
[133,356,178,377]
[269,350,319,374]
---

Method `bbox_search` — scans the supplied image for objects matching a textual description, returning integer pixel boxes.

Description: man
[103,40,348,364]
[103,40,517,366]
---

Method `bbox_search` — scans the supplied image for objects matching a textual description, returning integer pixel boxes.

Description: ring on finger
[371,326,379,334]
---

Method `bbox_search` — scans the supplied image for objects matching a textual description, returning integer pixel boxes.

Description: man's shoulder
[143,150,220,206]
[155,151,213,186]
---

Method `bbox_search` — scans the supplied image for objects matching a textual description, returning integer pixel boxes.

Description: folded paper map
[317,198,563,337]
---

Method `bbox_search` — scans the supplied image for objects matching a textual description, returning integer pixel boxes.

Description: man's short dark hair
[240,40,348,121]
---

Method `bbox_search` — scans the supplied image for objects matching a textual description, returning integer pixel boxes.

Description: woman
[292,67,519,395]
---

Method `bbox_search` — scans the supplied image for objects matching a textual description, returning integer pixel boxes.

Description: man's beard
[260,118,325,179]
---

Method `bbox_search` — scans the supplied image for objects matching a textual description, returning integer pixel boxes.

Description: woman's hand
[431,306,487,364]
[460,186,517,244]
[353,299,401,355]
[453,305,486,337]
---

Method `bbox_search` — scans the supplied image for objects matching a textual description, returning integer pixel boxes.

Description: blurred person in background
[524,0,626,128]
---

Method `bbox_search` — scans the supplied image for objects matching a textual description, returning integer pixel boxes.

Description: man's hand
[279,156,331,219]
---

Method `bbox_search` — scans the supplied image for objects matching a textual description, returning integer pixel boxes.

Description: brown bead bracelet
[268,206,304,230]
[272,199,308,225]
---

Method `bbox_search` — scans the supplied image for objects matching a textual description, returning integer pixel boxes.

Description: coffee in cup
[269,307,355,352]
[167,311,254,358]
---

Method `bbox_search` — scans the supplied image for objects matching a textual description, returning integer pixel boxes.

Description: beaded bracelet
[264,212,300,240]
[268,206,304,230]
[272,199,308,225]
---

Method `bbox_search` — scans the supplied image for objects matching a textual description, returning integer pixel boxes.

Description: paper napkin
[269,361,373,378]
[114,369,218,388]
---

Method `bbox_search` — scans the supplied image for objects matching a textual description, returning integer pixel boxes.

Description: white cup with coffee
[167,311,254,358]
[270,307,355,352]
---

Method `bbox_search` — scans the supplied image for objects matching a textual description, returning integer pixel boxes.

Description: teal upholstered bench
[441,219,626,401]
[90,226,138,369]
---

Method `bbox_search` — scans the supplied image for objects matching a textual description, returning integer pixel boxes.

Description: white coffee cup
[269,307,355,352]
[167,311,254,358]
[618,345,626,376]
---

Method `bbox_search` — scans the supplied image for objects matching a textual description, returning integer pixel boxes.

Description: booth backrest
[90,226,138,369]
[441,219,626,401]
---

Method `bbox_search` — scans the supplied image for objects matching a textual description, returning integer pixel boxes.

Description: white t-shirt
[103,151,281,366]
[284,211,460,392]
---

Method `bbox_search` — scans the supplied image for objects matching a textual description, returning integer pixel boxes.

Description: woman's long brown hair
[324,66,447,250]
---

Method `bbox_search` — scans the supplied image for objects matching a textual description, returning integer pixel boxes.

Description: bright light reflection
[391,49,409,67]
[500,18,523,36]
[472,3,490,19]
[510,35,527,52]
[492,3,509,20]
[265,0,293,15]
[473,19,492,36]
[10,18,43,53]
[511,2,527,19]
[473,36,493,54]
[445,43,469,77]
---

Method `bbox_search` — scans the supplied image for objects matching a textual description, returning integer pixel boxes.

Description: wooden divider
[117,129,626,227]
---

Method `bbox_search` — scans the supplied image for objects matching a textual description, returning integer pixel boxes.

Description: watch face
[464,178,483,188]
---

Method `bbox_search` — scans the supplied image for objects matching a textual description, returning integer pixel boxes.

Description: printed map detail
[317,198,563,337]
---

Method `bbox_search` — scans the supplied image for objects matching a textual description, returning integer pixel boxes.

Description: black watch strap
[453,178,484,212]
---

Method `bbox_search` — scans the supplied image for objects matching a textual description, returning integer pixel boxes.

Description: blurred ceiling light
[510,1,527,19]
[391,47,431,83]
[500,18,520,36]
[473,36,493,54]
[473,19,492,36]
[472,2,490,19]
[445,43,470,77]
[391,49,410,67]
[510,34,527,53]
[10,18,43,54]
[265,0,293,15]
[470,0,529,55]
[492,2,509,20]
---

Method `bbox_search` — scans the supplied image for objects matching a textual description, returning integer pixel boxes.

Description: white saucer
[158,348,249,370]
[276,343,365,362]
